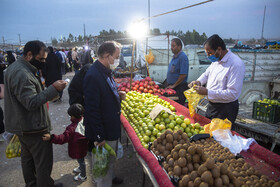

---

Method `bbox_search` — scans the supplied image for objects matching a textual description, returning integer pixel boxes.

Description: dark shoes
[112,177,123,185]
[54,182,63,187]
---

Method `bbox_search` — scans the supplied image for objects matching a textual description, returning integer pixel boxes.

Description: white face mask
[110,59,119,70]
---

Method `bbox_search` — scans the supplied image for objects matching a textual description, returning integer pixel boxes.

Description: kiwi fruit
[159,145,165,153]
[201,171,213,184]
[178,129,183,135]
[187,163,194,172]
[173,140,178,147]
[182,167,189,175]
[160,133,166,140]
[173,152,179,160]
[181,175,190,187]
[214,178,223,187]
[211,166,220,178]
[272,182,280,187]
[166,129,172,134]
[182,133,188,140]
[183,143,189,150]
[199,182,209,187]
[174,144,183,151]
[190,171,198,181]
[162,139,167,146]
[168,158,174,167]
[188,181,194,187]
[220,163,228,175]
[174,165,182,176]
[201,153,208,162]
[179,139,185,144]
[173,132,179,140]
[196,146,203,155]
[153,140,158,147]
[186,153,192,163]
[205,158,215,169]
[221,175,229,185]
[163,150,170,158]
[167,155,172,161]
[192,154,200,163]
[166,134,173,143]
[178,157,187,167]
[194,163,200,171]
[166,143,173,151]
[194,177,201,187]
[178,149,186,157]
[187,146,196,155]
[198,164,208,176]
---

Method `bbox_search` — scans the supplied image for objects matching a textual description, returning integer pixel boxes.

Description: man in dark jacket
[83,41,125,186]
[43,47,63,101]
[4,40,67,187]
[68,63,92,106]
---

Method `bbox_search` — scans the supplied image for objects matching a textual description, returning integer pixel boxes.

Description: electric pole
[18,34,21,47]
[261,6,266,45]
[2,36,5,47]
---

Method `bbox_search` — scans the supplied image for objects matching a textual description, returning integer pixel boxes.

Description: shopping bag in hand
[6,135,21,158]
[92,146,109,181]
[184,86,204,117]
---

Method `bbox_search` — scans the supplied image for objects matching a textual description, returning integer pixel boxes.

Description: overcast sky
[1,0,279,44]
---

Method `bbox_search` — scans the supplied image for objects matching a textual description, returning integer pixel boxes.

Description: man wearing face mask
[83,41,124,186]
[188,34,245,129]
[4,40,67,187]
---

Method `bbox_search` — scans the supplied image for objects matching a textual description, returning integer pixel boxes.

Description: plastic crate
[252,102,280,123]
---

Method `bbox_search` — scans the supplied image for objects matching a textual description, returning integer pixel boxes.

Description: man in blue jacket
[166,38,189,105]
[83,41,125,186]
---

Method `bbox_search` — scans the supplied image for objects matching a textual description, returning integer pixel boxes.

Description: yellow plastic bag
[6,135,21,158]
[184,87,204,117]
[204,118,232,137]
[145,49,155,64]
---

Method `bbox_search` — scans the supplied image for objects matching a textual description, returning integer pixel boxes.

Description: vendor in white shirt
[188,34,245,129]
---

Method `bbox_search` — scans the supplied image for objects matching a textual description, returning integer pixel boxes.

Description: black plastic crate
[252,102,280,123]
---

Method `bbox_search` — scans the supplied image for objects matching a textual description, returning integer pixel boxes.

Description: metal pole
[261,6,266,45]
[18,34,21,47]
[167,33,170,65]
[130,40,136,91]
[146,0,150,54]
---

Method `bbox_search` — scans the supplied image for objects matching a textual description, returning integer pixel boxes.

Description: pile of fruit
[121,91,205,148]
[258,98,280,106]
[151,130,280,187]
[117,77,176,96]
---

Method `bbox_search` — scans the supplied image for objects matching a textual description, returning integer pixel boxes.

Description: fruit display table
[120,96,280,186]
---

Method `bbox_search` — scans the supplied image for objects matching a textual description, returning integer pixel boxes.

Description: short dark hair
[171,38,182,48]
[48,46,54,53]
[23,40,47,56]
[98,41,121,57]
[67,104,84,119]
[204,34,226,50]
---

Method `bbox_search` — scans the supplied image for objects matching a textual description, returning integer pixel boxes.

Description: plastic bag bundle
[92,146,109,181]
[184,87,204,117]
[212,129,256,154]
[204,118,232,137]
[6,135,21,158]
[145,49,155,64]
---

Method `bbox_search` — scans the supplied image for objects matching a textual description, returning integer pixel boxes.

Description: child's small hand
[42,133,51,141]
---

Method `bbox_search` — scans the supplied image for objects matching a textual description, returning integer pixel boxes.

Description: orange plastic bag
[184,87,204,117]
[204,118,232,137]
[145,49,155,64]
[6,135,21,158]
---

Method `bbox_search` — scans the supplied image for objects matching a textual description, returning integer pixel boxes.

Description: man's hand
[53,80,67,92]
[119,91,126,101]
[188,81,201,88]
[193,85,208,95]
[42,133,51,141]
[166,85,175,89]
[94,140,106,147]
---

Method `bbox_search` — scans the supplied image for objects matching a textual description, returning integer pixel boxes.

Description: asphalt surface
[0,72,153,187]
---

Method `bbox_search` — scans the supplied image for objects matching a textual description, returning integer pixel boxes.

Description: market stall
[121,96,280,186]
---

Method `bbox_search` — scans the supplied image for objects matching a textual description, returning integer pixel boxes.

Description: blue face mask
[208,50,220,62]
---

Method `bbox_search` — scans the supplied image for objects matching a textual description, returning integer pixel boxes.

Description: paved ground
[0,72,153,187]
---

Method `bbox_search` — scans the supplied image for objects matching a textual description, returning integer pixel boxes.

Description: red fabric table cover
[121,96,280,187]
